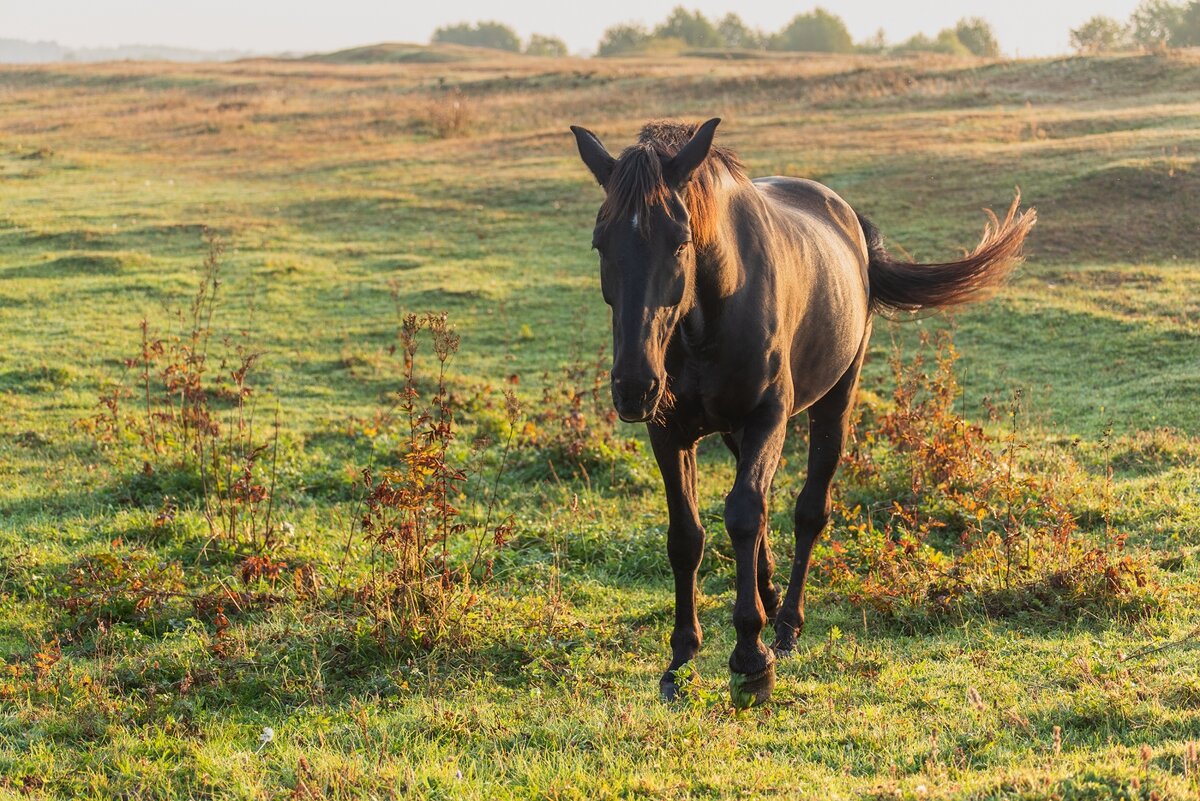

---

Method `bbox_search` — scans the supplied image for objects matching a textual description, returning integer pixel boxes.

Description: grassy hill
[0,50,1198,799]
[300,42,487,64]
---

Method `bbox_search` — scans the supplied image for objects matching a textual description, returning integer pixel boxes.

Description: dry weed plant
[351,313,519,650]
[84,230,280,554]
[817,329,1163,628]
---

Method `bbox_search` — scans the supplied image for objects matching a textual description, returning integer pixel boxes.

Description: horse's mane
[599,120,748,248]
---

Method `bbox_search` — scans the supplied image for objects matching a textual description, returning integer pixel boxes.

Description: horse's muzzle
[612,377,662,423]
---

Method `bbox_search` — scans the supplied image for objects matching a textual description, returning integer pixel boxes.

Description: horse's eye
[675,242,691,257]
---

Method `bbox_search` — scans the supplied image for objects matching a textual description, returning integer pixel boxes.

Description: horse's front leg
[723,405,787,707]
[648,424,705,701]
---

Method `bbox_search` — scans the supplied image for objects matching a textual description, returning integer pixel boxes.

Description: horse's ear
[571,125,615,187]
[664,117,721,189]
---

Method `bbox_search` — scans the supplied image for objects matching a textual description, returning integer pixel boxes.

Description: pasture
[1,46,1199,799]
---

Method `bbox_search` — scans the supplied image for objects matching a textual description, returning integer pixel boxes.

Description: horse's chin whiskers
[649,385,676,427]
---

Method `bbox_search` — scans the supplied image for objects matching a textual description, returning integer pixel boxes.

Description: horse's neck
[690,181,760,316]
[682,181,791,362]
[681,211,741,358]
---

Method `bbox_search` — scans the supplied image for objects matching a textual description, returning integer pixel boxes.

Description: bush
[524,34,568,57]
[654,7,722,48]
[1070,16,1132,53]
[771,8,854,53]
[894,30,971,56]
[1131,0,1185,47]
[815,330,1164,630]
[716,13,764,50]
[954,17,1001,56]
[431,21,521,53]
[596,23,653,57]
[60,551,186,633]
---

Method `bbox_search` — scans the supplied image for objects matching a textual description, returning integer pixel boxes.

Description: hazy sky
[3,1,1146,56]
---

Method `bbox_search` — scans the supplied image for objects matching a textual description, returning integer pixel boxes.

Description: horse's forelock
[599,146,670,237]
[598,121,747,247]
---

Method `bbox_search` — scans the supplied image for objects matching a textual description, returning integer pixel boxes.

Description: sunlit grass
[0,48,1198,799]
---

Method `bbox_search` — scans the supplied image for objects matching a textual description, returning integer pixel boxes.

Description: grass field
[1,46,1199,799]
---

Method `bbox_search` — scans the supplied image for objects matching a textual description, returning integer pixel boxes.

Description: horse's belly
[787,294,869,414]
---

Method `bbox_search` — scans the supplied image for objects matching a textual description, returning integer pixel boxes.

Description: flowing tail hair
[858,193,1036,314]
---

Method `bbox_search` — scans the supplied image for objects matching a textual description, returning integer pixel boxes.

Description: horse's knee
[724,491,767,542]
[667,523,704,571]
[793,492,831,539]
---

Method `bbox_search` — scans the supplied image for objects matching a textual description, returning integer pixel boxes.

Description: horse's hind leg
[774,334,869,654]
[722,432,781,622]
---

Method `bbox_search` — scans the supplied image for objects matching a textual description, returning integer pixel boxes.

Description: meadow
[1,44,1199,799]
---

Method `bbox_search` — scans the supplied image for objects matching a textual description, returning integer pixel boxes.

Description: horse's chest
[673,351,780,434]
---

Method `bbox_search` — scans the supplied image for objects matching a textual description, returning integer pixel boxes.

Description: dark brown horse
[570,118,1036,706]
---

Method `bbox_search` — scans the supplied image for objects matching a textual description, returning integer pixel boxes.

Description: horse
[570,118,1036,706]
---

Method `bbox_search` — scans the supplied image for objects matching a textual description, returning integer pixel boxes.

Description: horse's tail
[857,193,1036,314]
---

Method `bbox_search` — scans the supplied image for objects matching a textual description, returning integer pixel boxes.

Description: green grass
[1,50,1199,799]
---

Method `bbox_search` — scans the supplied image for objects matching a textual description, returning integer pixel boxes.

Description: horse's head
[570,118,721,423]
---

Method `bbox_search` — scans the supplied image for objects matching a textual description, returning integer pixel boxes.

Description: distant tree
[717,13,764,49]
[654,7,722,48]
[432,21,521,52]
[895,29,970,56]
[1129,0,1185,47]
[954,17,1001,56]
[596,23,652,56]
[1173,1,1200,45]
[771,8,854,53]
[857,28,889,54]
[525,34,568,57]
[1069,15,1130,53]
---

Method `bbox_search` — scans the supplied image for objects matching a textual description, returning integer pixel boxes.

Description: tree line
[1071,0,1200,52]
[592,8,999,57]
[430,21,569,57]
[431,8,1000,58]
[432,2,1200,59]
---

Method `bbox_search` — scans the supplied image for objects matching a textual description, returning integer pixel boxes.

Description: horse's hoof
[773,618,802,655]
[772,640,796,659]
[773,629,798,656]
[729,661,776,709]
[660,665,694,703]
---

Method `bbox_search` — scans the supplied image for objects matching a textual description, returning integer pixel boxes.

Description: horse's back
[752,177,867,267]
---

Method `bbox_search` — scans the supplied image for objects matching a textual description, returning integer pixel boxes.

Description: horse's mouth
[612,376,666,424]
[615,393,663,424]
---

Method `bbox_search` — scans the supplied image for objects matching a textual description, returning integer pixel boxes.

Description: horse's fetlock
[670,628,702,656]
[732,604,766,635]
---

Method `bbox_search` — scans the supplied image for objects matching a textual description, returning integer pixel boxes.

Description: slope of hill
[300,41,488,64]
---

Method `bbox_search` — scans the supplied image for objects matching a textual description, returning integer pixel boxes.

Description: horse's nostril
[613,377,657,403]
